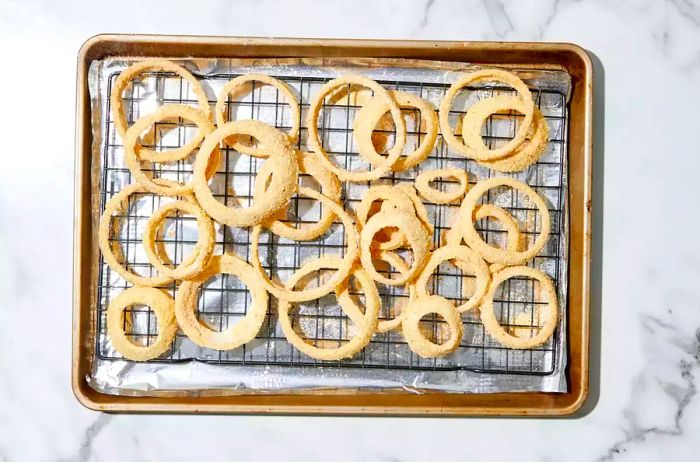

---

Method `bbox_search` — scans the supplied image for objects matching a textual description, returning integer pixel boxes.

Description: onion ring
[99,182,181,287]
[445,204,520,298]
[456,177,550,265]
[414,245,490,313]
[214,74,300,157]
[354,91,438,172]
[111,60,211,141]
[376,201,412,250]
[306,75,406,181]
[106,287,177,361]
[356,185,414,225]
[439,69,534,160]
[357,105,395,159]
[374,251,414,333]
[125,104,214,163]
[142,200,215,280]
[461,96,549,172]
[476,203,523,273]
[402,295,463,358]
[278,257,380,360]
[395,183,434,237]
[478,110,548,173]
[175,254,269,350]
[445,203,523,275]
[338,250,413,333]
[123,104,220,197]
[415,245,491,313]
[254,150,341,241]
[480,266,558,349]
[192,120,298,228]
[360,208,431,286]
[356,185,415,251]
[415,168,469,204]
[249,187,359,302]
[445,204,521,248]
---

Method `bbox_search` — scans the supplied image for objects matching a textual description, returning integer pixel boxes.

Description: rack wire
[95,65,567,376]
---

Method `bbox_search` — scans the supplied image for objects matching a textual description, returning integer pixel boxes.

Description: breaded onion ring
[414,245,490,313]
[461,96,549,173]
[126,104,214,163]
[306,75,406,181]
[111,60,211,141]
[278,256,380,360]
[193,120,298,228]
[356,185,414,225]
[374,250,414,333]
[445,203,523,274]
[356,185,416,251]
[214,74,300,157]
[142,200,215,280]
[402,295,463,358]
[99,182,180,287]
[439,69,534,161]
[354,91,438,172]
[395,183,434,236]
[175,254,269,350]
[360,208,431,286]
[123,105,220,197]
[255,150,341,241]
[107,287,177,361]
[249,187,359,302]
[415,168,469,204]
[480,266,558,349]
[445,204,521,248]
[445,204,519,300]
[456,177,550,265]
[338,250,413,333]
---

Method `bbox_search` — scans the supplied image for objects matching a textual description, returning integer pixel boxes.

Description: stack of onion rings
[360,207,431,287]
[249,187,359,303]
[353,90,438,172]
[255,150,341,241]
[439,69,549,171]
[277,256,380,360]
[100,62,558,362]
[452,177,550,266]
[356,184,418,251]
[307,75,407,181]
[123,104,220,197]
[193,120,299,228]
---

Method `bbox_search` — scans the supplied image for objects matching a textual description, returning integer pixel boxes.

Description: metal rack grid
[95,65,567,376]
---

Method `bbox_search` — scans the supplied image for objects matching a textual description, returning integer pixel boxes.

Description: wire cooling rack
[95,65,567,376]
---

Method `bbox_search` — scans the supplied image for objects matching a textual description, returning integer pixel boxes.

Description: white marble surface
[1,0,700,460]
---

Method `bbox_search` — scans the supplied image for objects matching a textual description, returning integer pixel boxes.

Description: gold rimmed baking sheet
[73,36,592,416]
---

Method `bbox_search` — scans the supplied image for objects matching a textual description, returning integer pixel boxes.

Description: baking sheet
[86,57,569,395]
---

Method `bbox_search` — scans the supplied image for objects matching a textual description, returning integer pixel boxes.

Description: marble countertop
[1,0,700,460]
